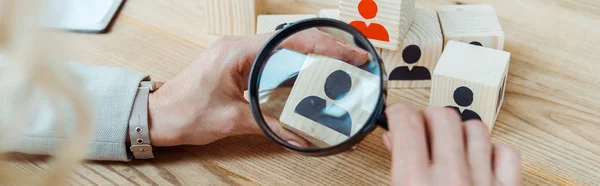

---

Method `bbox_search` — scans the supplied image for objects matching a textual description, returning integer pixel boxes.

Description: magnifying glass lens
[255,26,383,150]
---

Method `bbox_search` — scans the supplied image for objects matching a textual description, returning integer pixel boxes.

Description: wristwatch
[128,80,160,159]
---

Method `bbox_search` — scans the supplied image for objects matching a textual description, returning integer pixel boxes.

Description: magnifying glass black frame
[248,18,389,157]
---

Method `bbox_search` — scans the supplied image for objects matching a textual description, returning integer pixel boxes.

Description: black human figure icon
[294,70,353,136]
[446,86,482,121]
[388,45,432,80]
[470,41,483,47]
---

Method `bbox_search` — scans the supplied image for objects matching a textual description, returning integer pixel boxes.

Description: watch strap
[128,81,155,159]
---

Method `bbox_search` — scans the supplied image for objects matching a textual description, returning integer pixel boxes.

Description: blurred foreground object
[39,0,123,33]
[0,0,92,185]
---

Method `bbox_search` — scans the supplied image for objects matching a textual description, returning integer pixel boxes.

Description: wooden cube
[279,54,380,147]
[430,41,510,131]
[380,8,443,88]
[205,0,259,36]
[437,4,505,50]
[340,0,417,50]
[319,9,340,20]
[256,14,316,34]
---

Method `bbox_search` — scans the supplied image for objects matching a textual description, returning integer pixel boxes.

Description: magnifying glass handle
[377,114,388,130]
[377,104,389,130]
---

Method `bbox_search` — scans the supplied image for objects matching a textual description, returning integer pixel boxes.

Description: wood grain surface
[205,0,259,36]
[4,0,600,185]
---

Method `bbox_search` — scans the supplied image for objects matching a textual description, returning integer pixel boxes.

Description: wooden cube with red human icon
[340,0,417,50]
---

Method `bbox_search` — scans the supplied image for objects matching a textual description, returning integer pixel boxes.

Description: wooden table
[7,0,600,185]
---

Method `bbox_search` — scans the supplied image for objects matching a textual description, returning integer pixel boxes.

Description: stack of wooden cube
[331,1,510,131]
[206,0,511,132]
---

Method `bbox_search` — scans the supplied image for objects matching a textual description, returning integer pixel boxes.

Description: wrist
[148,85,184,147]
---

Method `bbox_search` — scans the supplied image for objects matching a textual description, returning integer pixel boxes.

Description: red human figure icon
[349,0,390,42]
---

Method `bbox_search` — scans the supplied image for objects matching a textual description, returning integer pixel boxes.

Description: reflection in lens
[257,26,382,149]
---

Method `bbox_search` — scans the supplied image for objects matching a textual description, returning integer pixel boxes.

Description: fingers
[464,120,493,186]
[384,105,520,186]
[280,28,369,66]
[243,29,369,67]
[385,104,429,185]
[493,143,522,186]
[234,29,369,92]
[423,108,469,180]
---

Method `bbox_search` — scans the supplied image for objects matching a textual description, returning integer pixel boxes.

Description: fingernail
[336,41,366,55]
[349,44,368,55]
[287,141,302,147]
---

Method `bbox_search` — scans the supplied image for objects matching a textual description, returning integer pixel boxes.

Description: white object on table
[39,0,124,32]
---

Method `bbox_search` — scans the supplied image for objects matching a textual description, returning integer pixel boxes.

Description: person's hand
[382,104,521,186]
[147,29,369,147]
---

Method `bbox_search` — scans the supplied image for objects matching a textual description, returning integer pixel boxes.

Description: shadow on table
[2,131,392,185]
[1,134,285,163]
[119,134,287,165]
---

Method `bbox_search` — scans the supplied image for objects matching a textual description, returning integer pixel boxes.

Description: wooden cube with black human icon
[437,4,505,50]
[340,0,417,50]
[256,14,316,34]
[279,54,380,147]
[379,8,443,88]
[429,41,510,131]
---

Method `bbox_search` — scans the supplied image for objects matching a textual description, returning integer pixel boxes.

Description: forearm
[0,61,148,161]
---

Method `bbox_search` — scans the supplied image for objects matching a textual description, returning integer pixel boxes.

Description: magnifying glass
[248,18,388,156]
